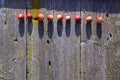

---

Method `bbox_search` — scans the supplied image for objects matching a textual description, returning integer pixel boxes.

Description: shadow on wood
[19,21,25,37]
[65,22,71,37]
[86,23,92,39]
[75,22,81,37]
[48,22,54,39]
[57,21,63,37]
[96,23,102,39]
[28,20,33,36]
[38,21,44,39]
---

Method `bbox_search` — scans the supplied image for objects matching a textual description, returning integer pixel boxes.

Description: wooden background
[0,0,120,80]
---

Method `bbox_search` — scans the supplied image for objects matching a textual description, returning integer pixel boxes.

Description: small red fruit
[47,15,54,22]
[38,13,44,21]
[86,16,93,23]
[97,16,103,23]
[66,16,71,22]
[27,13,32,20]
[75,15,82,22]
[18,13,24,21]
[57,14,63,21]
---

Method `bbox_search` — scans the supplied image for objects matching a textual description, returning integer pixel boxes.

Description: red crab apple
[38,13,44,21]
[27,13,32,20]
[86,16,93,23]
[47,15,53,22]
[97,16,103,23]
[18,13,24,21]
[57,14,63,21]
[75,15,82,22]
[66,16,71,22]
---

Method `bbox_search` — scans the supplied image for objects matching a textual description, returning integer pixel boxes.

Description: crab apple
[75,15,82,22]
[66,16,71,22]
[86,16,93,23]
[57,14,63,21]
[47,15,54,22]
[27,13,32,20]
[38,13,44,21]
[18,13,24,21]
[97,16,103,23]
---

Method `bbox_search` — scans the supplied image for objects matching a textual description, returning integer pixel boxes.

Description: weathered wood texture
[0,0,120,80]
[26,0,81,80]
[81,0,120,80]
[0,0,26,80]
[26,0,120,80]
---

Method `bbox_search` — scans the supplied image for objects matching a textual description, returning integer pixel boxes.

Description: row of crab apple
[18,13,104,23]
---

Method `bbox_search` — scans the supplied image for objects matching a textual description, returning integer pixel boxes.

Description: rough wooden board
[26,0,81,80]
[103,13,120,80]
[0,0,119,80]
[26,0,40,80]
[81,1,104,80]
[0,11,6,80]
[52,1,67,80]
[26,0,55,80]
[47,0,81,80]
[81,0,120,80]
[68,1,81,79]
[0,0,26,80]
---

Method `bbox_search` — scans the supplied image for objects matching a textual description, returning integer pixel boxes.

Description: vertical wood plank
[53,1,67,80]
[81,0,120,80]
[103,2,120,79]
[27,0,81,80]
[0,0,26,80]
[53,0,81,80]
[66,1,81,80]
[26,0,55,80]
[26,0,120,80]
[26,0,40,80]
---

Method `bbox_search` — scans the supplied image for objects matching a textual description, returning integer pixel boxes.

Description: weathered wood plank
[0,10,7,80]
[81,0,120,80]
[103,12,120,80]
[26,0,40,80]
[26,0,55,80]
[53,1,67,80]
[27,0,81,80]
[63,1,81,80]
[0,0,26,80]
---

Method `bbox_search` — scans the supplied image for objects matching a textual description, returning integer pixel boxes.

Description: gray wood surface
[81,0,120,80]
[0,0,119,80]
[0,0,26,80]
[53,0,81,80]
[26,0,81,80]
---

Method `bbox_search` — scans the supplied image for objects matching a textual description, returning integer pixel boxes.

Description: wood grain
[81,0,120,80]
[0,0,26,80]
[26,0,81,80]
[26,0,55,80]
[0,0,119,80]
[53,0,81,80]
